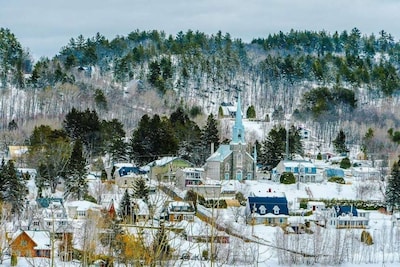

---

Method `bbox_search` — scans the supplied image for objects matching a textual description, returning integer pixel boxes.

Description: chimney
[211,142,215,154]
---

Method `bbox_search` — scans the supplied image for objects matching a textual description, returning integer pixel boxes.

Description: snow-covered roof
[13,230,51,250]
[65,200,102,211]
[206,144,232,162]
[282,160,316,168]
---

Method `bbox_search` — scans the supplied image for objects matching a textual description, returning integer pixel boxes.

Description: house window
[33,221,39,226]
[124,180,127,185]
[77,211,86,217]
[21,240,27,247]
[46,221,52,226]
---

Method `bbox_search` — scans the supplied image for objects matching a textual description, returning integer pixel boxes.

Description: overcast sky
[1,0,400,59]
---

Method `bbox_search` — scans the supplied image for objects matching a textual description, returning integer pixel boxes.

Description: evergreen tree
[100,119,127,162]
[129,114,178,165]
[386,157,400,211]
[246,105,256,119]
[0,160,26,214]
[259,125,303,169]
[94,89,108,111]
[64,139,88,200]
[199,113,220,164]
[333,129,348,154]
[132,177,149,203]
[63,108,101,156]
[119,189,132,222]
[28,125,71,194]
[169,107,201,164]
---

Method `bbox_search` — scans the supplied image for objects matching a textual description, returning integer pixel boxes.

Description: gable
[335,205,358,217]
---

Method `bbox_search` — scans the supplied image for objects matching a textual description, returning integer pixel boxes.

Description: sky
[1,0,400,60]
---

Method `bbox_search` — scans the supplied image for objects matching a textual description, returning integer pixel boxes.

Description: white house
[319,205,369,229]
[65,200,102,219]
[272,160,322,183]
[307,201,326,212]
[351,166,381,181]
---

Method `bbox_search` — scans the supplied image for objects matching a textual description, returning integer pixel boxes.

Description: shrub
[299,199,308,209]
[340,157,351,169]
[235,191,247,206]
[280,172,296,184]
[328,176,345,184]
[202,250,209,260]
[361,230,373,245]
[11,253,17,266]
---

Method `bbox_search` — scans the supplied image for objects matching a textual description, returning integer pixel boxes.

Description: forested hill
[1,27,400,148]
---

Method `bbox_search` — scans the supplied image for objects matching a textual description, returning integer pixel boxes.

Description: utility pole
[285,115,290,160]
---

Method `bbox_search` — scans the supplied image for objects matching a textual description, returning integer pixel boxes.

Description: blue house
[245,191,289,225]
[117,166,147,177]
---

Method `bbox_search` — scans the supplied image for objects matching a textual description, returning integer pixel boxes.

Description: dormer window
[259,205,266,215]
[273,205,280,215]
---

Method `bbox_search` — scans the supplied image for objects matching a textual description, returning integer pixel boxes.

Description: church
[204,95,257,181]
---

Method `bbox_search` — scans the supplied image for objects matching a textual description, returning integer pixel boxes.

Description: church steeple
[231,94,245,144]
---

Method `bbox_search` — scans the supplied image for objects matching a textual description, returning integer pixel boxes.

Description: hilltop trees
[0,28,31,88]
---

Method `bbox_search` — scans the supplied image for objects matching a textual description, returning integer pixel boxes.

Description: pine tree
[333,129,348,154]
[64,139,88,200]
[386,157,400,211]
[259,125,303,170]
[132,177,149,203]
[246,105,256,119]
[199,113,220,164]
[0,160,26,214]
[119,189,132,222]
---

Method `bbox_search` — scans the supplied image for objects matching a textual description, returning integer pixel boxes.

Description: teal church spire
[231,94,245,144]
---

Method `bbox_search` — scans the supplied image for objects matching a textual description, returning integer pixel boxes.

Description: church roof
[206,145,232,162]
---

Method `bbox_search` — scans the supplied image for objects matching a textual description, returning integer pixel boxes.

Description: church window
[237,154,242,167]
[225,163,230,171]
[225,173,230,180]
